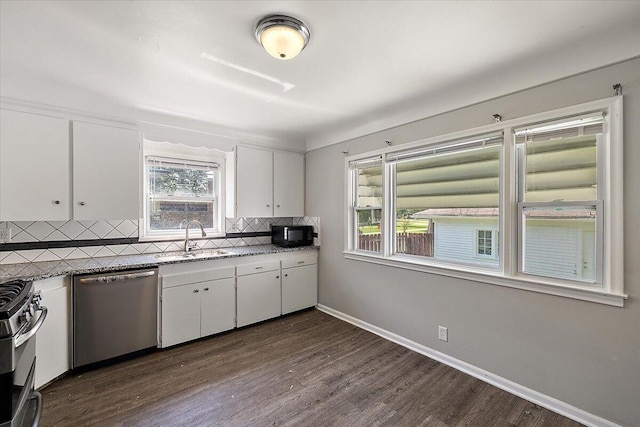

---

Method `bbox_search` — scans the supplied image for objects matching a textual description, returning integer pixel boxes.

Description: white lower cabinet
[200,278,236,337]
[282,255,318,315]
[34,276,70,389]
[160,265,235,348]
[159,251,318,344]
[236,260,281,328]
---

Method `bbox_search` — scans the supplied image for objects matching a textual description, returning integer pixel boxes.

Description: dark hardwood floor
[40,309,582,426]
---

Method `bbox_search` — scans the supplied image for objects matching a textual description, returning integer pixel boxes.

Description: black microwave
[271,225,314,247]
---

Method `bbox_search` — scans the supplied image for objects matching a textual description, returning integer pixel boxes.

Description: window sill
[343,250,626,307]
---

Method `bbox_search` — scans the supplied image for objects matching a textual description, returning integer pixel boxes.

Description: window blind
[514,112,604,144]
[386,132,503,163]
[147,156,219,171]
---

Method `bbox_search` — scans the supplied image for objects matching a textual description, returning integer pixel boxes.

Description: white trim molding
[317,304,622,427]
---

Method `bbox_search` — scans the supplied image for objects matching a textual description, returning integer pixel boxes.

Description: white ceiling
[1,1,639,152]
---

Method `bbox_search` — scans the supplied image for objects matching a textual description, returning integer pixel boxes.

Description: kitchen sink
[155,249,231,262]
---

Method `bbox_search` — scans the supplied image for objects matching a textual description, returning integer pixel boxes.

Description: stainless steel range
[0,280,47,427]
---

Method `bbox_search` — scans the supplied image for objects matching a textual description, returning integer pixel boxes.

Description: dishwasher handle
[77,270,156,284]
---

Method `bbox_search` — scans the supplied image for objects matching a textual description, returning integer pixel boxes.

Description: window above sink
[141,140,227,242]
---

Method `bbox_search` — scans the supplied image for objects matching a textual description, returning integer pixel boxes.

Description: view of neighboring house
[413,207,596,282]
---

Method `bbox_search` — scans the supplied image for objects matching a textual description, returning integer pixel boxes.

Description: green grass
[359,219,430,235]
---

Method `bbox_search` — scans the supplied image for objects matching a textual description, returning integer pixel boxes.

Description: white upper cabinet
[72,121,140,220]
[235,146,273,218]
[274,151,304,217]
[0,109,71,221]
[232,146,304,218]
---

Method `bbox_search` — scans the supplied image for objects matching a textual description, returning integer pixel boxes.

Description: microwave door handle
[15,306,48,348]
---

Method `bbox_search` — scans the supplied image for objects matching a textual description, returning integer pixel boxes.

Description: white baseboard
[316,304,620,427]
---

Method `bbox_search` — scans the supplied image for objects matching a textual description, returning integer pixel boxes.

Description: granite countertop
[0,244,319,284]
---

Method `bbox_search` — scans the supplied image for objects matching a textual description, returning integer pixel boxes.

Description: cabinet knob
[79,201,86,206]
[193,289,199,293]
[285,274,288,277]
[266,204,270,207]
[53,200,60,205]
[276,275,279,279]
[276,204,280,208]
[204,288,210,291]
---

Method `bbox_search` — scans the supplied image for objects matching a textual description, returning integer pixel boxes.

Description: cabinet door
[161,283,201,347]
[73,121,139,220]
[0,109,70,221]
[35,277,70,389]
[236,272,281,327]
[282,264,318,315]
[200,277,236,337]
[235,146,273,217]
[274,151,304,217]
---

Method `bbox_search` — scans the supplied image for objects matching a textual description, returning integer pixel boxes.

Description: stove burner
[0,283,25,309]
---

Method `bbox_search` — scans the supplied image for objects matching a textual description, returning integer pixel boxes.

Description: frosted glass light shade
[260,26,305,60]
[255,15,310,61]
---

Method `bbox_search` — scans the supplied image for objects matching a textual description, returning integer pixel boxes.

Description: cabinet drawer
[236,260,280,276]
[161,266,234,288]
[281,254,318,269]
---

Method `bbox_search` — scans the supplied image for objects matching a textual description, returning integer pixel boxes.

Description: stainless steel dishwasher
[73,268,158,369]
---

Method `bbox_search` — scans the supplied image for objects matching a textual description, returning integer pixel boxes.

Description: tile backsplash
[0,216,320,265]
[4,220,139,242]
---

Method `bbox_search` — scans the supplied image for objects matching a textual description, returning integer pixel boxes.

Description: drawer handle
[255,266,263,270]
[297,261,305,264]
[204,288,210,291]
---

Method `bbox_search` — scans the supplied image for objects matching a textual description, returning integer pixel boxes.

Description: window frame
[141,140,227,242]
[344,96,625,306]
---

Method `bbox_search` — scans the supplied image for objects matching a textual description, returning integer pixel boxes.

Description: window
[515,112,604,284]
[345,97,624,306]
[350,157,383,253]
[387,133,502,267]
[146,157,220,235]
[476,229,498,259]
[142,139,226,241]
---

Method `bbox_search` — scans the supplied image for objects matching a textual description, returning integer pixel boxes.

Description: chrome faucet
[184,220,207,252]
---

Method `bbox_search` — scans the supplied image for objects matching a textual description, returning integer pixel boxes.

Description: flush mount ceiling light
[255,15,310,60]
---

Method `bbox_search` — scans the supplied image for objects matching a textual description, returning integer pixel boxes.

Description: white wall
[306,58,640,426]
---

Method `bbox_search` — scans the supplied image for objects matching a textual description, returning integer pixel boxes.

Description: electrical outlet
[438,326,448,342]
[0,228,11,243]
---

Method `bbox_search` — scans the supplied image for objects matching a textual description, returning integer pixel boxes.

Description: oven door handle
[29,390,43,427]
[15,306,48,348]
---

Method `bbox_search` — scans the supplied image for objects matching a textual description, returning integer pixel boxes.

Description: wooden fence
[358,232,433,257]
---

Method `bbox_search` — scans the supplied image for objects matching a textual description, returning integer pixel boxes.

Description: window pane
[477,230,493,256]
[395,144,500,267]
[356,208,382,253]
[147,157,219,234]
[517,114,602,202]
[149,200,214,231]
[356,165,382,208]
[521,205,597,283]
[149,164,215,198]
